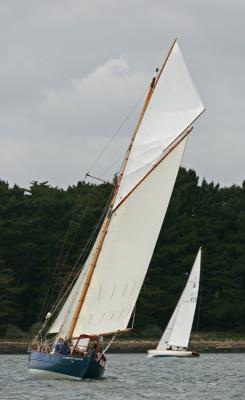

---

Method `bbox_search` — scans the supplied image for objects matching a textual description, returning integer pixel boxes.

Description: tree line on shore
[0,167,244,338]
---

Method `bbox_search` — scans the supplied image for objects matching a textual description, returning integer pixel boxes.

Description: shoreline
[107,339,245,353]
[1,339,245,354]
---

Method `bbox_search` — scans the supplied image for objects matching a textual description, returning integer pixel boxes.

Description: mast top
[150,68,159,89]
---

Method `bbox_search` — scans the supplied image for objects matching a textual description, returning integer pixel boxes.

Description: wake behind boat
[148,248,202,358]
[29,40,204,379]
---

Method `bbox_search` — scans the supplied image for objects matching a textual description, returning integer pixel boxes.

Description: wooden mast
[67,40,178,339]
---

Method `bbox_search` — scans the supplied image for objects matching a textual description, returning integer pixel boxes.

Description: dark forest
[0,167,244,337]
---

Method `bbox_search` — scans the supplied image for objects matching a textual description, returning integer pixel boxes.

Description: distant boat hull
[147,349,200,358]
[29,351,105,380]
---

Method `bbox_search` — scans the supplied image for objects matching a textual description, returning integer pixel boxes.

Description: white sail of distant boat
[29,40,205,379]
[148,248,202,358]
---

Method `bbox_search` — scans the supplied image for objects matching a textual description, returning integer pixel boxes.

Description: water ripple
[0,353,244,399]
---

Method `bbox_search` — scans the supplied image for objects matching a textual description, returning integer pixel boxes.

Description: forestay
[158,248,201,349]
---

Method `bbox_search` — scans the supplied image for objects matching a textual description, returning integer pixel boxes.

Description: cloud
[37,57,146,137]
[0,0,244,188]
[0,54,147,187]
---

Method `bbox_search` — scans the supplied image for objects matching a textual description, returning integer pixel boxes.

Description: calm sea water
[0,353,244,399]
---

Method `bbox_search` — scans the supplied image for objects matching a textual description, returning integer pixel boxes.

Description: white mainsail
[157,248,201,350]
[48,40,204,339]
[73,138,187,336]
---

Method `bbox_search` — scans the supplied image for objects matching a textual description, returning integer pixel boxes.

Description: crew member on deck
[62,340,71,355]
[54,338,64,354]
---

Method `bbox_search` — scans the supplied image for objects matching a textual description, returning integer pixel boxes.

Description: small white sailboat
[29,40,204,379]
[148,248,202,358]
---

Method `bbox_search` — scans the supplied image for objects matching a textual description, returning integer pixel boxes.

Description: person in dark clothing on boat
[53,338,71,355]
[54,338,64,354]
[90,342,98,358]
[62,341,71,355]
[93,342,99,352]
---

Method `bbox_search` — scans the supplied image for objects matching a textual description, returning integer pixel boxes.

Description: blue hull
[29,351,91,380]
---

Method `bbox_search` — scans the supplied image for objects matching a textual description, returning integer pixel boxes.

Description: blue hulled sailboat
[29,39,204,380]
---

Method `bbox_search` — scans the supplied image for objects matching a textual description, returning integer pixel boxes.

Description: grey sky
[0,0,244,188]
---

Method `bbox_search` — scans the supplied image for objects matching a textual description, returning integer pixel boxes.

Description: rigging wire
[47,205,106,317]
[47,184,116,320]
[103,334,116,354]
[131,304,137,329]
[98,152,125,180]
[41,204,109,329]
[38,192,89,321]
[48,195,92,295]
[86,87,148,175]
[40,178,114,322]
[37,202,81,321]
